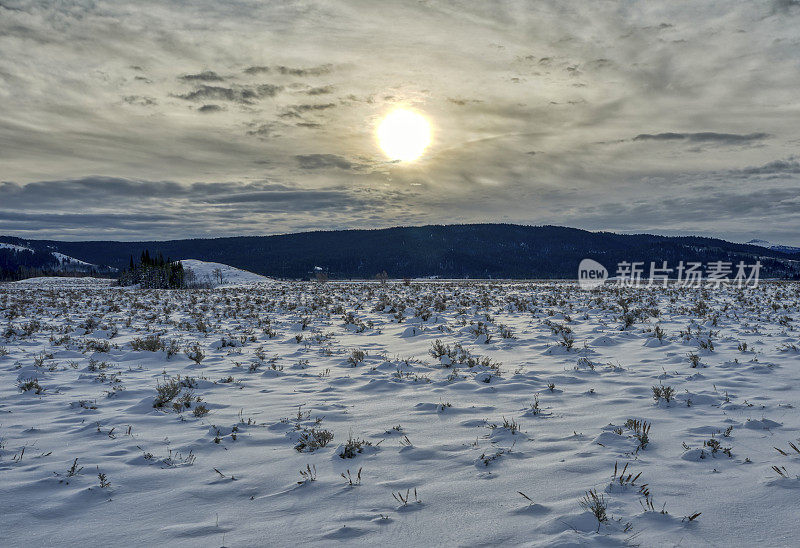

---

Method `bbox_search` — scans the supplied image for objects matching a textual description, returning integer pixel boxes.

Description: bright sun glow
[377,109,431,162]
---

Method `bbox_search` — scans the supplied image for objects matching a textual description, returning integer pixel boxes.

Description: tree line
[117,250,187,289]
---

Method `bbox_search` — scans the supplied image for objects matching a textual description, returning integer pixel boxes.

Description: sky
[1,0,799,243]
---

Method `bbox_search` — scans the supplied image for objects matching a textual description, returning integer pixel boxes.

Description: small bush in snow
[130,335,165,352]
[153,377,182,408]
[652,384,675,403]
[339,433,371,458]
[294,427,334,452]
[18,378,44,394]
[579,489,608,531]
[185,342,205,364]
[347,348,366,366]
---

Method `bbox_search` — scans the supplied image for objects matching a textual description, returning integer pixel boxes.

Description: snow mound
[180,259,272,286]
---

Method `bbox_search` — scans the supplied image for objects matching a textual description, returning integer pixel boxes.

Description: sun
[377,108,431,162]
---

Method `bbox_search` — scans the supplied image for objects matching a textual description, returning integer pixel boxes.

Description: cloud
[0,177,364,208]
[243,65,334,77]
[246,123,273,137]
[197,104,223,112]
[582,187,800,225]
[208,189,349,205]
[123,95,157,106]
[632,132,770,144]
[179,71,224,82]
[447,97,482,106]
[0,178,184,204]
[243,66,271,75]
[306,85,334,95]
[279,103,337,118]
[772,0,800,13]
[0,177,381,239]
[176,84,282,103]
[295,154,352,170]
[275,64,333,76]
[738,157,800,175]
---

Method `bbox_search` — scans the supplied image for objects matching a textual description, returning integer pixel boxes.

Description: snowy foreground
[1,278,799,547]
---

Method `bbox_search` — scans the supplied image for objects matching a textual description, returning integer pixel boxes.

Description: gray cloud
[123,95,157,106]
[772,0,800,13]
[176,84,282,103]
[0,177,382,238]
[632,132,770,144]
[209,189,349,205]
[243,66,271,75]
[276,64,333,77]
[197,104,223,112]
[306,85,334,95]
[279,103,337,118]
[179,71,224,82]
[582,187,800,225]
[295,154,352,170]
[0,177,364,208]
[739,157,800,175]
[242,65,333,77]
[246,123,273,137]
[447,97,483,106]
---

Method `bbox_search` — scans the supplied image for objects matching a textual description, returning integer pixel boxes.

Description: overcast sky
[1,0,799,243]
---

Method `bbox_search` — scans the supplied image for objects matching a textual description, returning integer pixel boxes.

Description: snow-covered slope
[0,242,100,271]
[746,239,800,254]
[180,259,272,286]
[0,242,31,253]
[52,251,94,268]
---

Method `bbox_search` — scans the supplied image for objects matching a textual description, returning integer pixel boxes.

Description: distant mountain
[745,239,800,255]
[1,224,799,280]
[0,242,97,269]
[0,241,116,281]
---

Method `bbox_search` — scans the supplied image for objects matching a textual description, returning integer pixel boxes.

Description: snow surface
[51,251,94,267]
[180,259,272,286]
[1,279,799,546]
[746,239,800,254]
[0,242,31,253]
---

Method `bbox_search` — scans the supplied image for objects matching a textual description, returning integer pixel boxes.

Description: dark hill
[2,224,798,280]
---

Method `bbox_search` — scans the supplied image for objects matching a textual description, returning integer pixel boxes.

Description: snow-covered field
[1,278,799,546]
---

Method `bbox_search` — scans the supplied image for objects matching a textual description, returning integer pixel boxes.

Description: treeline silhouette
[117,250,186,289]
